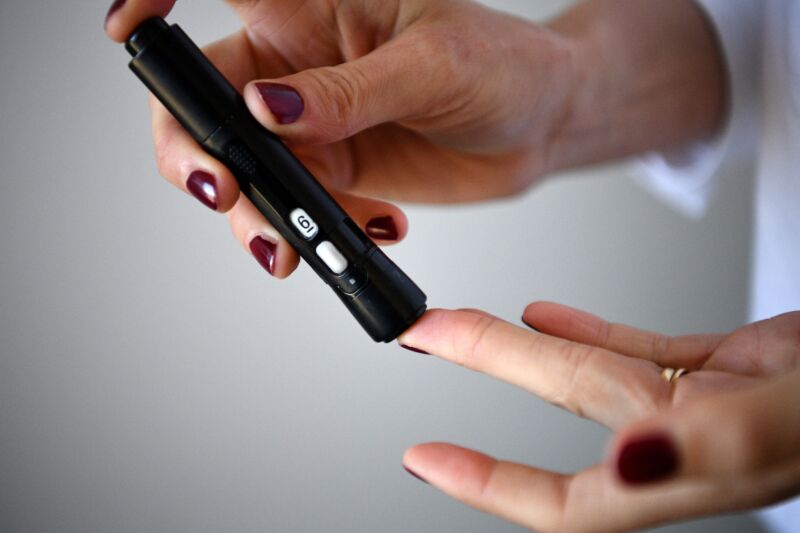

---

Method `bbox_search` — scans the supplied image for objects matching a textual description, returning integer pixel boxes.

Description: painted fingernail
[249,236,277,276]
[366,216,399,241]
[616,433,679,485]
[186,171,219,211]
[401,345,429,355]
[255,83,305,124]
[105,0,126,26]
[404,466,429,484]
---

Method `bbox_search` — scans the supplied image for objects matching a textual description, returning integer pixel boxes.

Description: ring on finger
[660,367,689,383]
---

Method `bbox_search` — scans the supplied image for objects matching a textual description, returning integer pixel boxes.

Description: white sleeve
[631,0,763,219]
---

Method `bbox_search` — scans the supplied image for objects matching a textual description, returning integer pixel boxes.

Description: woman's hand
[398,303,800,532]
[105,0,724,278]
[105,0,580,276]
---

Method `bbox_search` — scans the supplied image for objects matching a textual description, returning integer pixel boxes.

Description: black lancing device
[125,17,426,342]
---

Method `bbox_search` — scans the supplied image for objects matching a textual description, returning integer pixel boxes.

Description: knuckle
[308,66,366,138]
[414,25,474,78]
[415,33,461,87]
[650,333,672,363]
[552,343,592,416]
[387,27,473,118]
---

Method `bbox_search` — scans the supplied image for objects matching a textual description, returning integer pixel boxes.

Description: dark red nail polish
[249,236,277,276]
[401,345,429,355]
[186,171,219,211]
[616,433,679,485]
[255,83,305,124]
[404,466,429,484]
[366,216,399,241]
[105,0,126,26]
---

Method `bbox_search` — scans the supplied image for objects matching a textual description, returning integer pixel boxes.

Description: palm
[537,310,800,530]
[626,313,800,417]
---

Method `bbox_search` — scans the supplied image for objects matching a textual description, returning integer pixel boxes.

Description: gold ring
[660,367,688,383]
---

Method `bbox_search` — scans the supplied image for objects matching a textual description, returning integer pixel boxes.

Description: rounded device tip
[125,17,169,56]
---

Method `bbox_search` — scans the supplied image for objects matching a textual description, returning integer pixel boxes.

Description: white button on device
[290,208,319,240]
[316,241,349,275]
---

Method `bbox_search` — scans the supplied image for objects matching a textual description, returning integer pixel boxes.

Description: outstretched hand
[399,303,800,532]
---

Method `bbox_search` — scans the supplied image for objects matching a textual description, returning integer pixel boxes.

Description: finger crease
[461,316,495,370]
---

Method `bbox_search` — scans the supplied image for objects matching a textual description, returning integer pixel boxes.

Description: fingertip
[521,301,554,332]
[244,70,355,145]
[205,166,240,213]
[103,0,175,42]
[336,194,408,245]
[521,300,560,323]
[247,234,277,276]
[255,82,306,125]
[244,231,299,280]
[229,198,300,280]
[522,301,601,337]
[404,443,497,499]
[243,82,278,128]
[178,163,240,214]
[103,0,128,40]
[398,308,499,363]
[185,170,220,211]
[396,308,449,348]
[272,241,301,279]
[403,442,449,470]
[365,214,405,244]
[152,107,241,213]
[243,81,306,137]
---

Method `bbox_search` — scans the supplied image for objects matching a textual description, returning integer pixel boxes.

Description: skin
[106,1,799,531]
[399,304,800,531]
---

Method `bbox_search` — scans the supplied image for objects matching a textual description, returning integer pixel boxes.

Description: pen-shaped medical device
[125,17,426,342]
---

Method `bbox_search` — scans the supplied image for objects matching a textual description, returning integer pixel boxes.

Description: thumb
[611,371,800,485]
[243,35,459,145]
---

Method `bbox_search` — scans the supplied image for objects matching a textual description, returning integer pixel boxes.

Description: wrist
[487,17,597,182]
[539,0,728,176]
[539,14,624,174]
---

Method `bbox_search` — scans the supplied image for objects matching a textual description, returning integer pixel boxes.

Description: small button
[316,241,349,274]
[290,208,319,240]
[335,266,368,294]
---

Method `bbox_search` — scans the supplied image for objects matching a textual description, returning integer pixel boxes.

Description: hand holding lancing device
[106,0,580,277]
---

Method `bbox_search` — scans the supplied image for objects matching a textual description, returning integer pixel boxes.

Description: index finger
[399,309,670,428]
[104,0,176,42]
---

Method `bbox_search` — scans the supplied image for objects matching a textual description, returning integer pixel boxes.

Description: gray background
[0,1,766,532]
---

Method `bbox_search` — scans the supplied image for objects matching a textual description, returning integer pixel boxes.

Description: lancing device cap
[127,17,239,142]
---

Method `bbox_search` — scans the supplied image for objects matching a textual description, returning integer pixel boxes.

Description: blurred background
[0,1,763,532]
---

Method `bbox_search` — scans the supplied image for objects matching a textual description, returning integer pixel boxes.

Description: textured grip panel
[228,142,258,176]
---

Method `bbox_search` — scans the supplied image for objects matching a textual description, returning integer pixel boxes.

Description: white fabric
[634,0,800,530]
[633,0,763,219]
